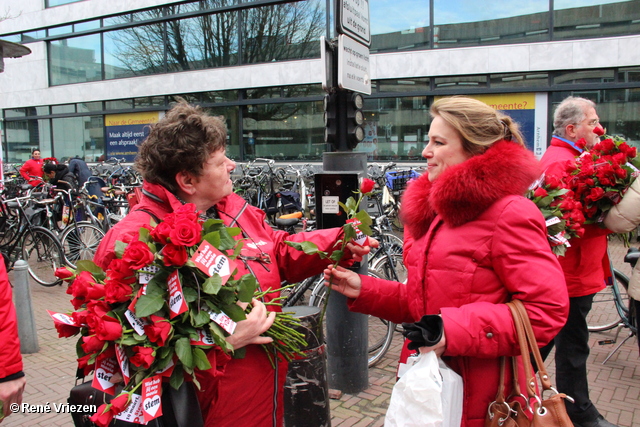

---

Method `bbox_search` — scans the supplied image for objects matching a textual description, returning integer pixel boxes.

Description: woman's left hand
[345,237,379,263]
[418,330,447,357]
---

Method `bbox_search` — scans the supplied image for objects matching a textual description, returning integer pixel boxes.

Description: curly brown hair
[135,101,227,194]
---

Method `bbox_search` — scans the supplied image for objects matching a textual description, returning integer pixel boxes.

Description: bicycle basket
[385,170,420,192]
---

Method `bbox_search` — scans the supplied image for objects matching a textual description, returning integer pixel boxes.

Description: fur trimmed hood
[401,140,541,239]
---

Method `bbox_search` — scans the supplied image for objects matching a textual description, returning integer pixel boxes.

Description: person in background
[43,163,77,193]
[323,96,569,427]
[93,100,373,427]
[68,156,92,190]
[19,148,44,187]
[603,178,640,354]
[539,96,617,427]
[0,261,26,424]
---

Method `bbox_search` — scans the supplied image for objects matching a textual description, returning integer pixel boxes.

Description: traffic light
[346,92,365,149]
[323,93,337,145]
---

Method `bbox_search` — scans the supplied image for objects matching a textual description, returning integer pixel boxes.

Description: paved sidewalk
[4,238,639,426]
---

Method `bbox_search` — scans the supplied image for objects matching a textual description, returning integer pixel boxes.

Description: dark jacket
[68,158,92,189]
[348,141,569,427]
[47,164,78,192]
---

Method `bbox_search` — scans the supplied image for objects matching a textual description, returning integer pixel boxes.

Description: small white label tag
[322,196,340,214]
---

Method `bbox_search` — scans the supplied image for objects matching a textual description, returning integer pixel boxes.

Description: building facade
[1,0,639,164]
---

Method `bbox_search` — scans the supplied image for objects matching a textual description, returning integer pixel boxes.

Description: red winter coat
[348,141,569,427]
[19,158,44,186]
[0,261,23,381]
[94,181,344,427]
[540,137,610,297]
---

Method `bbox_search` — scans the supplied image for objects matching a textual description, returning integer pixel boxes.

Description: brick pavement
[4,238,639,426]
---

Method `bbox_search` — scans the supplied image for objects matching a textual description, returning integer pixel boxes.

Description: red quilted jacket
[0,261,23,381]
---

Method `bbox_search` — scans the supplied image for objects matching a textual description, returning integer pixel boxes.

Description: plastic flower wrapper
[526,173,585,257]
[564,134,640,227]
[284,178,375,326]
[50,203,306,426]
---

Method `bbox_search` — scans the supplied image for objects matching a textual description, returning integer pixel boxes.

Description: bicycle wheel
[371,253,408,284]
[60,222,106,268]
[587,269,629,332]
[309,270,395,368]
[282,275,322,307]
[21,226,65,286]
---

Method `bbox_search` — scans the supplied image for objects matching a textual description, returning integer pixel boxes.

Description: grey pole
[12,260,39,354]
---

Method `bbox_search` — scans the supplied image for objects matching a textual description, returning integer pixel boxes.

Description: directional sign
[337,35,371,95]
[320,36,334,92]
[337,0,370,47]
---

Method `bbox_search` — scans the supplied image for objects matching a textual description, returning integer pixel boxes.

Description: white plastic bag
[385,352,463,427]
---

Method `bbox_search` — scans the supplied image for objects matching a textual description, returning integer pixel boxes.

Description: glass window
[554,0,640,40]
[77,102,103,113]
[22,30,46,42]
[370,0,430,53]
[36,106,50,116]
[355,96,429,161]
[103,15,132,27]
[105,99,134,110]
[74,20,101,33]
[619,67,640,82]
[0,35,22,43]
[433,0,549,48]
[48,25,73,37]
[204,105,240,159]
[4,119,51,163]
[4,109,26,118]
[46,0,83,7]
[242,101,324,161]
[242,0,324,64]
[490,72,549,88]
[104,24,166,79]
[377,78,430,93]
[166,12,239,72]
[434,75,488,90]
[52,116,104,161]
[134,96,166,108]
[200,90,239,103]
[49,34,102,85]
[51,104,76,114]
[553,69,615,85]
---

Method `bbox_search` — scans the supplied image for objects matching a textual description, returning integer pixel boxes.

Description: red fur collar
[401,140,541,239]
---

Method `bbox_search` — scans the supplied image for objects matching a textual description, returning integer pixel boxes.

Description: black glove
[402,315,444,351]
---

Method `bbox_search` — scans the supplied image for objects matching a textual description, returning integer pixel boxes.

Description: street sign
[337,0,370,47]
[320,36,334,92]
[337,35,371,95]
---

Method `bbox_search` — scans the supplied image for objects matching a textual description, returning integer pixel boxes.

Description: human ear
[566,124,578,139]
[175,171,197,195]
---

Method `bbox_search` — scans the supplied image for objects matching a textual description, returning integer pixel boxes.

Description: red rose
[88,315,123,341]
[77,354,95,376]
[55,267,75,281]
[162,243,188,267]
[55,322,80,338]
[72,310,88,326]
[600,138,615,152]
[575,138,587,150]
[360,178,375,195]
[67,271,97,299]
[85,283,106,301]
[170,218,202,246]
[545,175,562,189]
[130,346,155,369]
[151,221,173,245]
[81,335,106,354]
[122,241,154,270]
[104,279,133,304]
[90,404,115,427]
[105,259,136,284]
[174,203,200,222]
[533,187,548,198]
[109,393,131,415]
[588,187,605,202]
[144,315,173,346]
[86,300,111,318]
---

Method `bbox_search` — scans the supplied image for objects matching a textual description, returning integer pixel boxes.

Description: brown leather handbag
[485,300,574,427]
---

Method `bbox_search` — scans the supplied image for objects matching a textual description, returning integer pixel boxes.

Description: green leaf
[118,336,142,346]
[175,337,194,369]
[192,348,212,370]
[217,287,237,305]
[114,240,127,260]
[218,229,236,251]
[190,309,210,328]
[75,260,106,281]
[202,275,223,295]
[285,240,326,257]
[134,282,166,317]
[203,218,225,234]
[203,231,221,248]
[146,273,169,294]
[344,196,358,215]
[221,304,246,322]
[226,227,242,237]
[169,365,185,391]
[355,209,373,226]
[138,227,151,243]
[237,275,257,303]
[233,241,244,258]
[183,287,199,303]
[209,323,233,352]
[232,347,246,359]
[343,224,356,242]
[330,249,344,263]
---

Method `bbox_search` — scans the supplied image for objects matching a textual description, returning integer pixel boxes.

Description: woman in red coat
[19,148,44,187]
[325,96,569,427]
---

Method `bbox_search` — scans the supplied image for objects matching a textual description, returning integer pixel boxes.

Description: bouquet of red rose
[527,173,586,256]
[563,135,640,224]
[50,203,306,426]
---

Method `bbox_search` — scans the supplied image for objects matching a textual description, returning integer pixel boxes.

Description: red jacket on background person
[0,260,24,383]
[540,136,610,297]
[347,141,569,427]
[19,158,44,187]
[94,181,346,427]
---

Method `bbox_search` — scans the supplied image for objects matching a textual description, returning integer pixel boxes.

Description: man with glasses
[539,96,616,427]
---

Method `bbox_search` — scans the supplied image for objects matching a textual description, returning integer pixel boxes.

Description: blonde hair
[429,96,525,156]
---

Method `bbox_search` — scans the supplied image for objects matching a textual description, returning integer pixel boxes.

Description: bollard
[283,305,330,427]
[12,259,39,353]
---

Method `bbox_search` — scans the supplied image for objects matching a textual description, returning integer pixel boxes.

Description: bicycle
[0,194,65,286]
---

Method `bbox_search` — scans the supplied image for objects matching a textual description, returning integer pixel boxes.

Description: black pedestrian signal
[323,93,337,144]
[346,92,365,149]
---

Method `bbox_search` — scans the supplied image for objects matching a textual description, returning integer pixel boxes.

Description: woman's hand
[0,375,26,422]
[226,299,276,350]
[345,237,379,263]
[418,330,447,357]
[323,265,362,299]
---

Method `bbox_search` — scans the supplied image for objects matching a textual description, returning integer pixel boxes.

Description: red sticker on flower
[92,357,118,396]
[167,271,188,319]
[142,375,163,422]
[190,328,216,346]
[156,357,175,378]
[114,393,145,424]
[48,310,80,327]
[115,344,131,385]
[346,218,367,246]
[191,241,235,284]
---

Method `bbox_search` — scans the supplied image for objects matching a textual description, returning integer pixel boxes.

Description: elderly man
[539,96,617,427]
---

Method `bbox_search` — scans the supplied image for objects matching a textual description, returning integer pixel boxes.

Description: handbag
[485,300,574,427]
[68,375,203,427]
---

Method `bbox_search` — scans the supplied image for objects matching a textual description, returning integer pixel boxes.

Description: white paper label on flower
[138,265,160,285]
[114,393,147,424]
[346,218,367,246]
[47,310,80,326]
[191,240,235,284]
[545,217,561,227]
[167,270,188,319]
[202,306,237,334]
[125,309,149,336]
[191,328,216,346]
[115,344,131,385]
[322,196,340,214]
[156,357,175,378]
[92,357,118,396]
[142,375,163,422]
